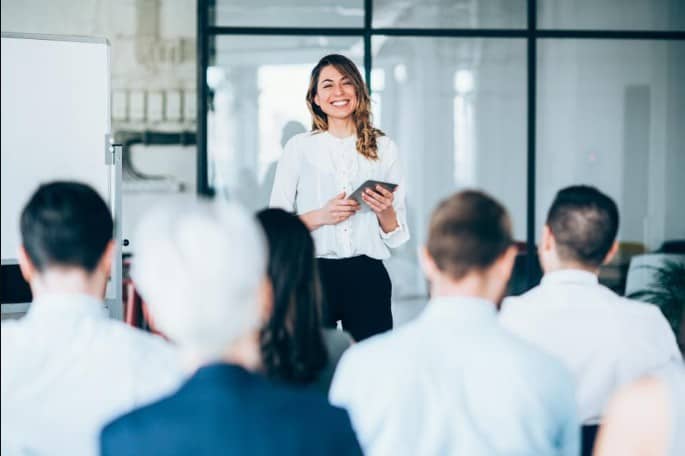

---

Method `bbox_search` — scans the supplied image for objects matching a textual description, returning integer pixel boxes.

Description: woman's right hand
[319,192,360,225]
[300,192,360,231]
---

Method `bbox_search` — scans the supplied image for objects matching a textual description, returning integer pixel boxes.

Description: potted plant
[627,259,685,353]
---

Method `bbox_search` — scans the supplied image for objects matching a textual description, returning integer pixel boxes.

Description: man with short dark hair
[330,190,579,456]
[546,185,620,268]
[1,182,182,456]
[500,185,682,425]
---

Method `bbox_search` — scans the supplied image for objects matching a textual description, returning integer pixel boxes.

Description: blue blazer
[100,363,362,456]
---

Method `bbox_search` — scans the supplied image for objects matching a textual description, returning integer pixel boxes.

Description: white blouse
[270,131,409,260]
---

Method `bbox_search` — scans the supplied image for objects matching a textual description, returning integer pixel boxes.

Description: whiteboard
[1,33,122,317]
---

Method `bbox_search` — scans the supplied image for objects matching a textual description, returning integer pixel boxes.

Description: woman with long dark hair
[269,54,410,341]
[257,208,352,391]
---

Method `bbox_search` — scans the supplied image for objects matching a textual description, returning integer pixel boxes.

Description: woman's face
[314,65,358,121]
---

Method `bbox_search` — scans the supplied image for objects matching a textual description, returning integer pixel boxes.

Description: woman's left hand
[362,185,399,233]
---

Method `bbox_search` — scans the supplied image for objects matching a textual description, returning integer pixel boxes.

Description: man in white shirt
[500,185,682,425]
[330,190,579,456]
[1,182,183,456]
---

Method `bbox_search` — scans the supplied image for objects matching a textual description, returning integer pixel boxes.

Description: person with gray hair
[100,200,362,456]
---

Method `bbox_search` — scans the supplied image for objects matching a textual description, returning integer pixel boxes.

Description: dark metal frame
[197,0,684,288]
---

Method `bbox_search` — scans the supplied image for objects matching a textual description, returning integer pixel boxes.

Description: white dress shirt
[330,296,579,456]
[270,131,409,259]
[499,269,683,425]
[1,293,184,456]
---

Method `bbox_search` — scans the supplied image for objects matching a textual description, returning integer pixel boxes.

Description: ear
[97,240,116,277]
[602,240,620,265]
[257,275,274,323]
[17,245,36,284]
[419,246,439,282]
[541,224,555,252]
[495,245,518,282]
[314,93,320,107]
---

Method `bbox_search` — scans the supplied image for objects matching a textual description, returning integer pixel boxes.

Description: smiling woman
[269,54,410,341]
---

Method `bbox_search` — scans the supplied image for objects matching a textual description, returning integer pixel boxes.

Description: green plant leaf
[627,259,685,344]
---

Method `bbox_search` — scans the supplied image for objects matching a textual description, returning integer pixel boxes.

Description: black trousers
[317,255,393,342]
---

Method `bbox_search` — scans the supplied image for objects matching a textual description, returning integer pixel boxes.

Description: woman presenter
[270,54,409,341]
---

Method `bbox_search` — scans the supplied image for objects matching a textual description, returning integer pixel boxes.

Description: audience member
[0,182,182,456]
[100,201,362,455]
[330,190,579,455]
[256,208,353,393]
[594,363,685,456]
[500,185,681,425]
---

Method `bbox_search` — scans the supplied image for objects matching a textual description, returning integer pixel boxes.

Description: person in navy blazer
[100,201,362,456]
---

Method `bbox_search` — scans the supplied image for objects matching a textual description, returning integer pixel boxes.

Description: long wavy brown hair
[306,54,384,160]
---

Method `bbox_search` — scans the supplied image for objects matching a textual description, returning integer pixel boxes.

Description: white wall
[2,0,198,252]
[1,0,195,98]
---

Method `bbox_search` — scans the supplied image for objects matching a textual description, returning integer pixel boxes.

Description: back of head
[132,200,266,360]
[546,185,619,268]
[256,208,327,384]
[427,190,513,280]
[20,181,113,273]
[256,209,318,309]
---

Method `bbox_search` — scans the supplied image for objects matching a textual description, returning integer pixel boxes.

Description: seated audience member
[330,190,579,456]
[100,201,362,456]
[594,363,685,456]
[499,185,682,426]
[256,208,353,393]
[0,182,182,456]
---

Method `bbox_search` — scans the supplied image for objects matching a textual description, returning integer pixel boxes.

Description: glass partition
[373,0,526,29]
[210,0,364,28]
[371,37,527,300]
[538,0,685,31]
[200,0,685,322]
[537,40,685,292]
[207,35,363,210]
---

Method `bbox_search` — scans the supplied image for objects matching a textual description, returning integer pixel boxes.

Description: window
[199,0,685,309]
[537,39,685,291]
[206,35,362,209]
[210,0,364,28]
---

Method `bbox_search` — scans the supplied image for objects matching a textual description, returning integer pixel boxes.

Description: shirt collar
[541,269,599,286]
[323,130,356,143]
[420,295,497,326]
[26,292,108,321]
[183,362,256,391]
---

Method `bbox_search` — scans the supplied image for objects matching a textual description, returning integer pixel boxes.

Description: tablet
[347,180,398,205]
